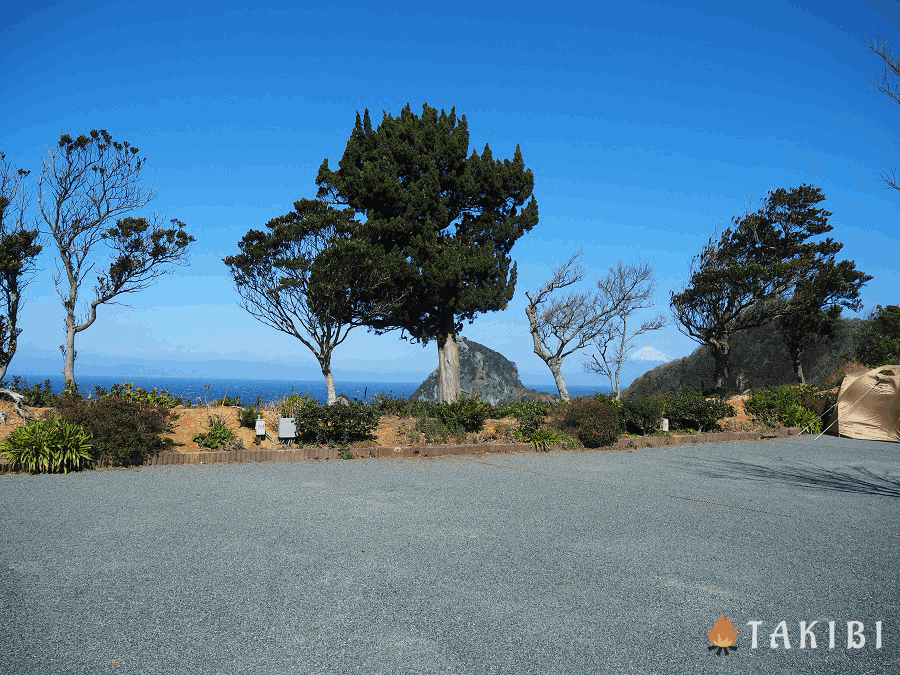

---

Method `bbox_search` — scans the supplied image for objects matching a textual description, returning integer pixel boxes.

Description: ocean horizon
[2,373,613,407]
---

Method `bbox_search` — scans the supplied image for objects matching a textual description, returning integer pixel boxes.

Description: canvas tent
[836,365,900,443]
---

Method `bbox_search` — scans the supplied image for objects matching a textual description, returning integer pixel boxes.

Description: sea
[3,374,612,407]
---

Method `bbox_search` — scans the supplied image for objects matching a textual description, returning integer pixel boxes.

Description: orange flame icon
[708,613,738,656]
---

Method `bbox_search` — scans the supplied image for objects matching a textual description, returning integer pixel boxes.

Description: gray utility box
[278,417,296,442]
[255,417,266,436]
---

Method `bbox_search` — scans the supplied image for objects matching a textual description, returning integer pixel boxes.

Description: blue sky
[2,0,899,386]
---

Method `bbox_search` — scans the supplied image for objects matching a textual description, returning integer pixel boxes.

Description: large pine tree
[316,104,539,403]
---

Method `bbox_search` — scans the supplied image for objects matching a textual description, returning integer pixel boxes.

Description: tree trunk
[547,356,570,401]
[710,341,731,396]
[63,310,77,386]
[319,358,337,405]
[438,331,461,404]
[790,347,806,385]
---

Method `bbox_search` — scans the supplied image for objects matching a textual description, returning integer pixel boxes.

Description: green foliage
[92,381,184,408]
[284,396,380,446]
[277,392,318,420]
[437,393,490,433]
[0,376,57,407]
[621,396,665,435]
[508,400,552,437]
[563,398,623,448]
[671,185,852,394]
[745,384,819,428]
[51,396,176,467]
[315,103,540,347]
[414,417,466,444]
[192,415,238,451]
[662,390,735,432]
[0,417,93,474]
[240,406,263,429]
[518,427,578,452]
[781,403,822,434]
[856,305,900,366]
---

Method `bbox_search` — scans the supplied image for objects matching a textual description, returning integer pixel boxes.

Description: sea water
[4,374,611,407]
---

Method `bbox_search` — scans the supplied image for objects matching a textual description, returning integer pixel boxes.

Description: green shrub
[0,417,94,474]
[508,400,551,437]
[240,406,263,429]
[437,393,490,433]
[0,376,58,407]
[518,427,579,451]
[563,398,623,448]
[50,396,177,467]
[192,414,238,450]
[746,384,817,428]
[93,382,184,408]
[318,402,380,445]
[414,417,465,444]
[621,396,665,435]
[663,390,735,432]
[781,403,822,434]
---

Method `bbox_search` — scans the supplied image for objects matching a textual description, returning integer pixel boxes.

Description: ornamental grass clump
[0,418,93,474]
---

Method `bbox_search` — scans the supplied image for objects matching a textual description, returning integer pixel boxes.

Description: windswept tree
[856,304,900,366]
[524,250,626,401]
[671,185,840,395]
[38,130,194,387]
[775,258,872,384]
[316,103,539,403]
[224,199,408,405]
[582,259,667,399]
[0,152,43,420]
[867,33,900,192]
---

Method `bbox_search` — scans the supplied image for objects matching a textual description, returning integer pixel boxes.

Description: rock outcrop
[410,337,559,406]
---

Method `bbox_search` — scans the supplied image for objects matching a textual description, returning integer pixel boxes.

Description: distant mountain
[632,346,671,362]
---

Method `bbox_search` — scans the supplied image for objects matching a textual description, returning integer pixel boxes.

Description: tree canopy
[316,103,539,402]
[671,184,850,395]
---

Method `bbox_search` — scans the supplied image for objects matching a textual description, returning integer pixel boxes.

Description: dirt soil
[0,395,763,452]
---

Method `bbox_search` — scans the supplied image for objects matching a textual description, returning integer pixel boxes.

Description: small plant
[781,403,822,434]
[414,417,463,444]
[0,417,93,474]
[240,406,263,429]
[93,382,183,408]
[519,427,578,452]
[192,414,238,450]
[437,393,490,433]
[0,376,58,407]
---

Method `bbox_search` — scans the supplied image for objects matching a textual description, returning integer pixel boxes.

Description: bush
[192,413,238,450]
[823,360,868,390]
[663,390,735,432]
[414,417,466,444]
[0,417,94,474]
[0,376,58,407]
[781,403,822,434]
[745,384,817,428]
[507,400,551,437]
[437,393,490,433]
[318,402,380,445]
[621,396,665,435]
[93,382,184,408]
[49,396,177,467]
[240,406,264,430]
[563,398,623,448]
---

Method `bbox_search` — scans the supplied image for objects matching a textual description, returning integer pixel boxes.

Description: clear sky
[2,0,899,386]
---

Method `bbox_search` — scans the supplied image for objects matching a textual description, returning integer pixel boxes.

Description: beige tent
[836,365,900,442]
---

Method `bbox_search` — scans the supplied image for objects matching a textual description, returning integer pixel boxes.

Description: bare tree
[524,250,628,401]
[582,259,667,399]
[867,32,900,192]
[0,152,44,422]
[38,130,194,388]
[224,199,409,405]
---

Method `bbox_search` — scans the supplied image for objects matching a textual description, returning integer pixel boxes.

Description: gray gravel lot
[1,435,898,675]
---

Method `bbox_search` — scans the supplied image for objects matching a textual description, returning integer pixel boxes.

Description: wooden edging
[0,427,804,473]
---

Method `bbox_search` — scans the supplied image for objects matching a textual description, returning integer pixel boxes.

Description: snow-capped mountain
[632,346,672,362]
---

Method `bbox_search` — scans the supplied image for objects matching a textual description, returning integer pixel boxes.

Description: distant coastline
[4,373,612,407]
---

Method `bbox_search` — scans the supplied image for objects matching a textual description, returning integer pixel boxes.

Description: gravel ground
[1,435,898,675]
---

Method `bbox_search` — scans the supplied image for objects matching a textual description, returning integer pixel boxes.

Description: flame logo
[708,613,738,656]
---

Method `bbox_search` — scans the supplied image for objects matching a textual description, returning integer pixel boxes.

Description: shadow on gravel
[679,457,900,498]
